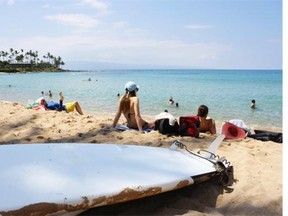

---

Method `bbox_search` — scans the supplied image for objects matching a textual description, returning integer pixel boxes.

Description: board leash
[171,140,234,186]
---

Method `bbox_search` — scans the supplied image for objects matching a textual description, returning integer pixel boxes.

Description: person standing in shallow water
[112,81,154,133]
[197,105,216,134]
[250,99,256,109]
[168,96,174,105]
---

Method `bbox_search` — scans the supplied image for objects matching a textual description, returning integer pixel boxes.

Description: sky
[0,0,283,70]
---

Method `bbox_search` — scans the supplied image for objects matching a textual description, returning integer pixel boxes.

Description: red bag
[179,116,200,137]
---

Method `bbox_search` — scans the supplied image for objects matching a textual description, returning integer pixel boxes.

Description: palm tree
[4,52,8,62]
[8,48,15,63]
[0,51,4,61]
[15,54,24,63]
[1,48,65,71]
[54,56,62,68]
[46,52,51,64]
[34,51,38,65]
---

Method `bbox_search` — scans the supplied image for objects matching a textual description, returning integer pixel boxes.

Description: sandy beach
[0,101,283,215]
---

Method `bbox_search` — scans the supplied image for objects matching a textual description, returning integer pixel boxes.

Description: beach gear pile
[154,112,200,137]
[26,97,47,111]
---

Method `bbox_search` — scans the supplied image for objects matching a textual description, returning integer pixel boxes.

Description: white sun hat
[125,81,139,92]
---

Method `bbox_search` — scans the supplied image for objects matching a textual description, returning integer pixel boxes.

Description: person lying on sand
[40,91,83,115]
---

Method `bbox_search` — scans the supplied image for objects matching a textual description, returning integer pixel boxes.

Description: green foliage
[0,49,65,72]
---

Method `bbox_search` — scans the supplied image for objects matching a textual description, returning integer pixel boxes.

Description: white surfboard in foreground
[0,138,233,216]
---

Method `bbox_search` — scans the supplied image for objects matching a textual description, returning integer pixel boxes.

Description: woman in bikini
[197,104,216,134]
[112,81,153,133]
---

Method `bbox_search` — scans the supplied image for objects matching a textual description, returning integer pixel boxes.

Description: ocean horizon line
[60,68,283,72]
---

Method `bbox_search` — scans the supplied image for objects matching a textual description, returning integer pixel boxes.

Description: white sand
[0,101,283,215]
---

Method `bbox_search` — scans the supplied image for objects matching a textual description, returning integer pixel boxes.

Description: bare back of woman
[122,96,148,130]
[112,81,153,132]
[197,105,216,134]
[199,117,215,134]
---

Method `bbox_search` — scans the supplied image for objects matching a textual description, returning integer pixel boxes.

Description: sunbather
[112,81,154,133]
[40,92,83,115]
[197,105,216,134]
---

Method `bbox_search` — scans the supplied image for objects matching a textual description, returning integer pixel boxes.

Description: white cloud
[0,34,231,68]
[267,38,281,44]
[111,21,127,29]
[6,0,14,5]
[80,0,109,11]
[45,13,100,29]
[0,0,14,6]
[43,3,50,8]
[184,24,213,29]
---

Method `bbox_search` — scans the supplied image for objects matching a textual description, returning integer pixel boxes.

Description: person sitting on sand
[112,81,154,133]
[197,104,216,134]
[40,92,83,115]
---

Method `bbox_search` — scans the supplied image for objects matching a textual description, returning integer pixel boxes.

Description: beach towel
[228,119,254,135]
[26,97,47,110]
[114,125,153,133]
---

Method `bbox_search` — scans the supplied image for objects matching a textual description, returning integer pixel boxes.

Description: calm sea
[0,69,282,131]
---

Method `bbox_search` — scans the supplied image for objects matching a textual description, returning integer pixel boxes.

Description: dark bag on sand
[154,118,179,135]
[179,116,200,137]
[248,130,283,143]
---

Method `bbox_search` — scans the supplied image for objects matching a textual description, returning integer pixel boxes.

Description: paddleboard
[0,140,233,216]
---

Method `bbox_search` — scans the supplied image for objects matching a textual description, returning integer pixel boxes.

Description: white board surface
[0,143,217,215]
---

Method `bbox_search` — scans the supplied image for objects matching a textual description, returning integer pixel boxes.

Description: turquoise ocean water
[0,69,282,131]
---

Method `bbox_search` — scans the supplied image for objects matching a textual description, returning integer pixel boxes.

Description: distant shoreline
[0,69,92,73]
[0,68,282,73]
